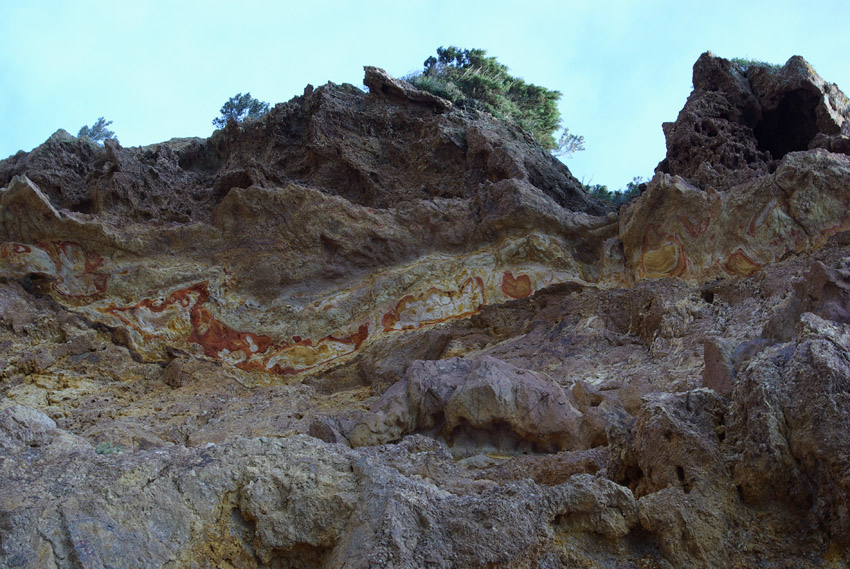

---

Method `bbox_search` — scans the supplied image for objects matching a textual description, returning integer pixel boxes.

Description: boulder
[348,356,584,452]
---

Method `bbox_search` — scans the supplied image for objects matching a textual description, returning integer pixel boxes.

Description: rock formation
[658,52,850,190]
[1,54,849,568]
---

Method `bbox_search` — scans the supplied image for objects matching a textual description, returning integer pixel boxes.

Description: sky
[2,0,849,190]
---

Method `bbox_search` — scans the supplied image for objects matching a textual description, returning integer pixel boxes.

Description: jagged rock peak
[362,65,452,112]
[658,51,850,189]
[0,67,605,224]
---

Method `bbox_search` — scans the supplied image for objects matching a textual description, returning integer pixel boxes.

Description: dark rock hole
[676,465,693,493]
[754,88,820,159]
[620,465,644,492]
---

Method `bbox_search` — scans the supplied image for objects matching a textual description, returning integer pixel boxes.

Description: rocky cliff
[1,56,849,568]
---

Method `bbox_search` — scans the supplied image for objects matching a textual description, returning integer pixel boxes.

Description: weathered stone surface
[363,65,453,112]
[728,312,850,546]
[1,69,604,223]
[2,54,850,568]
[659,52,850,190]
[621,150,850,282]
[347,355,584,452]
[702,336,736,394]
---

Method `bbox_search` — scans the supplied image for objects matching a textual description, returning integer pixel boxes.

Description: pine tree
[212,93,270,128]
[407,47,583,154]
[77,117,117,144]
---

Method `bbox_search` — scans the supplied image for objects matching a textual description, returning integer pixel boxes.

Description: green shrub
[406,46,583,154]
[730,57,781,73]
[212,92,270,129]
[584,176,646,206]
[77,117,118,144]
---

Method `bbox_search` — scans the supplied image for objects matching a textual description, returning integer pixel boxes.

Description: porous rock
[659,52,850,190]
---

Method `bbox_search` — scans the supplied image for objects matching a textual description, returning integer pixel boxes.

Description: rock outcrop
[658,52,850,190]
[0,68,604,223]
[2,56,850,568]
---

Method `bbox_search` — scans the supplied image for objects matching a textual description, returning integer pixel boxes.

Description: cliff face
[1,55,849,569]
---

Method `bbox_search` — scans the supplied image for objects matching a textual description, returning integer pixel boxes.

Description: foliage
[730,57,781,73]
[583,176,646,206]
[553,128,585,157]
[77,117,117,144]
[94,441,123,455]
[212,92,270,129]
[406,46,582,154]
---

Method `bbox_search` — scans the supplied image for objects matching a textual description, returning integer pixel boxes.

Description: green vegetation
[212,92,270,129]
[94,441,123,455]
[77,117,117,144]
[583,176,647,206]
[730,57,782,73]
[406,46,584,154]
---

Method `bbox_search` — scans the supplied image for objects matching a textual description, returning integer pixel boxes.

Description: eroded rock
[2,53,850,568]
[348,356,584,453]
[659,52,850,190]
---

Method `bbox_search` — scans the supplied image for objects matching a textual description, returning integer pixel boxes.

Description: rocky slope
[1,55,849,568]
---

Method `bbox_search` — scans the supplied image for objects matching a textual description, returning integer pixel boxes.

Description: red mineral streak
[260,324,369,375]
[189,304,274,360]
[382,277,486,332]
[2,243,32,256]
[103,282,369,375]
[667,237,688,278]
[3,241,109,297]
[101,282,210,338]
[501,272,533,299]
[747,197,786,236]
[723,249,762,277]
[639,227,688,278]
[39,241,106,274]
[819,221,850,242]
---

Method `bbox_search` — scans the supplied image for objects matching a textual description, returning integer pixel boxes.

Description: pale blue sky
[2,0,848,190]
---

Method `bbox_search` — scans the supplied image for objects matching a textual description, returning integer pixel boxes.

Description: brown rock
[659,52,850,190]
[348,356,584,452]
[2,53,850,568]
[362,66,452,112]
[702,336,735,394]
[621,150,850,282]
[1,69,604,222]
[729,313,850,545]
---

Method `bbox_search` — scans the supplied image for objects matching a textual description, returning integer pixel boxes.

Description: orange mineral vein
[501,271,533,299]
[382,276,486,332]
[101,282,368,375]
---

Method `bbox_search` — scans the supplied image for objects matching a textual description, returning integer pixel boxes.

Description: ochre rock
[620,150,850,282]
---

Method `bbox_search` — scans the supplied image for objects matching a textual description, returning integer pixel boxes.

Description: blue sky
[2,0,848,190]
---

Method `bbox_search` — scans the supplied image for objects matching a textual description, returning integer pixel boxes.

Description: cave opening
[753,88,820,159]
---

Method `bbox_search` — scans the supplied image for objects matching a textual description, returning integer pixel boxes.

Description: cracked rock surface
[2,55,850,568]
